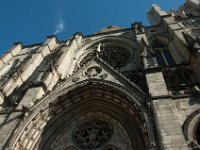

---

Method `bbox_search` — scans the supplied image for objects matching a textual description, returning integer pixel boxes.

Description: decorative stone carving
[133,22,143,34]
[66,146,78,150]
[72,77,80,83]
[183,109,200,149]
[79,44,131,70]
[101,144,121,150]
[99,73,108,80]
[182,32,200,61]
[72,118,113,149]
[83,66,102,78]
[79,52,96,67]
[100,45,130,69]
[121,32,134,39]
[141,38,156,57]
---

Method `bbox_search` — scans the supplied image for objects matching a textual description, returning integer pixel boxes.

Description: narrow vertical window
[152,43,176,66]
[156,50,166,66]
[163,49,176,66]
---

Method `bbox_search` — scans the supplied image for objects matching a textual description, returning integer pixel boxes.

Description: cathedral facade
[0,0,200,149]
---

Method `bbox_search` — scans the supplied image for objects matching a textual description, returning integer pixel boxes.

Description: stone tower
[0,0,200,149]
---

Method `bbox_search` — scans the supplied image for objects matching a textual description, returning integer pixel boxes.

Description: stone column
[43,35,57,51]
[16,87,45,110]
[56,33,83,79]
[145,71,168,98]
[152,99,189,149]
[0,42,22,69]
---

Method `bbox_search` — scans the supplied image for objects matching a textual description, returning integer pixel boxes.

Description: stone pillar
[0,42,22,66]
[0,112,22,150]
[43,35,57,51]
[186,0,200,9]
[19,53,43,82]
[1,44,50,97]
[0,42,22,70]
[147,4,168,26]
[145,71,168,98]
[2,75,23,97]
[0,92,4,106]
[0,60,15,78]
[10,42,23,56]
[152,99,189,149]
[137,36,158,69]
[37,45,51,58]
[56,33,83,79]
[46,70,60,91]
[16,87,45,110]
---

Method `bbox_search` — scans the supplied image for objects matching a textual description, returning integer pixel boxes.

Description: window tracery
[72,119,113,149]
[152,43,176,66]
[99,45,130,69]
[79,41,131,70]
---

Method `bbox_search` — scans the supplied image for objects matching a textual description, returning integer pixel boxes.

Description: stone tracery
[72,118,113,149]
[78,40,132,70]
[99,45,131,69]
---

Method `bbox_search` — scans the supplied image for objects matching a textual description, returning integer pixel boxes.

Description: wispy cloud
[54,0,65,35]
[54,20,65,35]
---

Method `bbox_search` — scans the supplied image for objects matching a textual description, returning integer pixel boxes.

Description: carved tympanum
[101,144,121,150]
[72,119,113,149]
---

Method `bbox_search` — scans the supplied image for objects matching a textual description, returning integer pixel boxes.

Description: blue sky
[0,0,184,55]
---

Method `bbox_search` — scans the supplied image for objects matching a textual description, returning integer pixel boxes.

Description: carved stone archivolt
[72,77,80,83]
[8,79,155,150]
[183,109,200,149]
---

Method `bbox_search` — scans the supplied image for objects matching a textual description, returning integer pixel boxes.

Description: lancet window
[152,43,176,66]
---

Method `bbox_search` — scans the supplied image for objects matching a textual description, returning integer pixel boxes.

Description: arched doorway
[8,80,156,150]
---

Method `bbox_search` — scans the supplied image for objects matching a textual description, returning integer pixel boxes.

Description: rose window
[72,119,113,149]
[100,45,130,69]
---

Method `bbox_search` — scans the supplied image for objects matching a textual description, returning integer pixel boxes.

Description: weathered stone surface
[43,36,57,51]
[16,87,45,110]
[146,72,168,97]
[152,99,188,149]
[0,1,200,150]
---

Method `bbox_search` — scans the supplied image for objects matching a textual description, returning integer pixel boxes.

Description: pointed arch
[6,78,157,150]
[70,36,138,73]
[149,36,176,66]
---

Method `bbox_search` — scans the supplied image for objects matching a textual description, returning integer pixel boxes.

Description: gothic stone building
[0,0,200,150]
